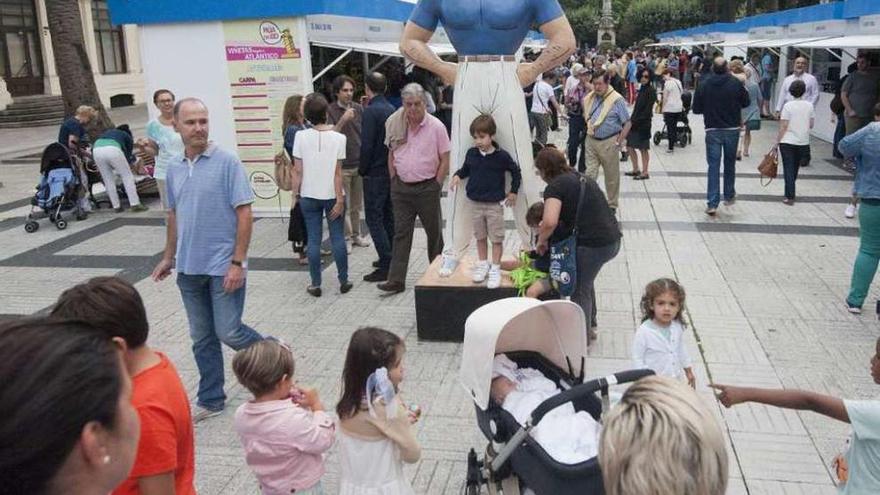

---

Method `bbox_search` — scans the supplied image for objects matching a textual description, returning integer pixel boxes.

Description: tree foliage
[617,0,708,47]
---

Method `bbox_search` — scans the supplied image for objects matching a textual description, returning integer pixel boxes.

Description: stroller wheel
[652,132,662,145]
[55,219,68,230]
[24,221,39,233]
[679,135,688,148]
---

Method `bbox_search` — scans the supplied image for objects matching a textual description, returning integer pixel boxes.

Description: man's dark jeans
[363,175,394,271]
[705,129,739,208]
[833,112,846,159]
[567,114,587,172]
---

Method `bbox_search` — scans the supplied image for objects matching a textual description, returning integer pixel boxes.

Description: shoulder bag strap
[571,174,589,236]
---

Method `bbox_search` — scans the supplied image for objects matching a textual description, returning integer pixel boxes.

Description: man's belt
[590,133,619,141]
[458,55,517,63]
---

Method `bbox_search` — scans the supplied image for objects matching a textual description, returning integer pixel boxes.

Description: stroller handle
[530,369,654,425]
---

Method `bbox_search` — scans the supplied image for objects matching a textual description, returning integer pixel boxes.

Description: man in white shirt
[529,71,561,145]
[775,57,820,115]
[775,57,819,166]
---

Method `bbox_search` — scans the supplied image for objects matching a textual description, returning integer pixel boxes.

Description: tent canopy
[795,34,880,48]
[107,0,418,25]
[741,36,833,48]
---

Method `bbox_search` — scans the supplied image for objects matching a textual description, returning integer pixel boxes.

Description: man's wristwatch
[231,260,243,267]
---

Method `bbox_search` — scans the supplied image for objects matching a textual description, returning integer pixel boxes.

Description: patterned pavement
[0,107,875,494]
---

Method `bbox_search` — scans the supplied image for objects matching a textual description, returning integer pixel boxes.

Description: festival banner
[223,18,304,212]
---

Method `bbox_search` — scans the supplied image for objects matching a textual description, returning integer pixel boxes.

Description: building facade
[0,0,143,106]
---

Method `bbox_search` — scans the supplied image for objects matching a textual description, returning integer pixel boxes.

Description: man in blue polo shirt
[151,97,263,422]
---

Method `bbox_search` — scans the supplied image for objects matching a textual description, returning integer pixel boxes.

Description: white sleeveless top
[337,429,415,495]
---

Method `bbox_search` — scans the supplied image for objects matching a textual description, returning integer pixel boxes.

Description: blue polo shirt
[409,0,564,56]
[166,144,255,277]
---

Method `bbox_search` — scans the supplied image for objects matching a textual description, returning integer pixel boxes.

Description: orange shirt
[113,352,196,495]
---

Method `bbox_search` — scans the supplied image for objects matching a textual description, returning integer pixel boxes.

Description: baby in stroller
[490,354,601,464]
[24,142,88,233]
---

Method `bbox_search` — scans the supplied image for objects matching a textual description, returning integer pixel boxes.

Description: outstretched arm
[710,384,849,423]
[400,22,458,85]
[518,17,576,87]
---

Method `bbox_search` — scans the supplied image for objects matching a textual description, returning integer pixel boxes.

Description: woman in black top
[626,69,657,179]
[535,147,622,341]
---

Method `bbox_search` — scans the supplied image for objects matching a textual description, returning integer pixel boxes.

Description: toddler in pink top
[232,339,334,495]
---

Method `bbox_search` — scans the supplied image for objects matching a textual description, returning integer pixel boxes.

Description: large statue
[400,0,576,276]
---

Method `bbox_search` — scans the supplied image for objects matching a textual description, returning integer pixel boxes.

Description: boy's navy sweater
[454,145,522,203]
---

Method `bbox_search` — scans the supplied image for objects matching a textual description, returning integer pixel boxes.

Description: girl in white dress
[632,278,696,388]
[336,327,421,495]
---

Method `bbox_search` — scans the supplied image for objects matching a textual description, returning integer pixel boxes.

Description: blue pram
[24,142,87,232]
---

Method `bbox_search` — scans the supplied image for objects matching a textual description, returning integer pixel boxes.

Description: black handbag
[287,202,307,254]
[549,176,588,298]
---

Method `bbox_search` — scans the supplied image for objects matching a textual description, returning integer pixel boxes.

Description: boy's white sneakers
[472,261,490,283]
[487,264,502,289]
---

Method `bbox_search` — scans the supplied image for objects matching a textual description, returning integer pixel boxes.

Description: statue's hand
[438,62,458,86]
[517,63,537,88]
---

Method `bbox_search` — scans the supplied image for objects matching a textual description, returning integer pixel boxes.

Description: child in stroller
[24,142,88,232]
[653,90,693,149]
[462,298,653,495]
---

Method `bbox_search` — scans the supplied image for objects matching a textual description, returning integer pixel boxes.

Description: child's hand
[294,387,322,411]
[685,368,696,389]
[505,192,517,207]
[450,175,460,191]
[709,383,745,407]
[406,404,422,424]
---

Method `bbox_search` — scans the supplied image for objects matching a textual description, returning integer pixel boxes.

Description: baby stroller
[461,298,653,495]
[24,142,88,232]
[653,90,693,148]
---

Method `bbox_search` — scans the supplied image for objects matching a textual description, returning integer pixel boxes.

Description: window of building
[92,0,126,74]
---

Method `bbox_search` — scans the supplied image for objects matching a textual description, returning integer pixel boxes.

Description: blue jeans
[833,112,846,159]
[705,129,739,208]
[363,176,394,271]
[176,273,263,410]
[300,196,348,287]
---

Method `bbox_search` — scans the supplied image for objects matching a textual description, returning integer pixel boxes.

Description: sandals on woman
[624,170,640,177]
[633,173,650,180]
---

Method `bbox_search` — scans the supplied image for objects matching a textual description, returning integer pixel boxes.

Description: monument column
[597,0,617,48]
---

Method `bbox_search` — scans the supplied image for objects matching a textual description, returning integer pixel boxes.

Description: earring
[102,455,111,465]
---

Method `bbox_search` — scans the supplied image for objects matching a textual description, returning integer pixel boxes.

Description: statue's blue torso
[409,0,564,56]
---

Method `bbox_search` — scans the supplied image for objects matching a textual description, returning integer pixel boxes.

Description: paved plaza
[0,105,876,494]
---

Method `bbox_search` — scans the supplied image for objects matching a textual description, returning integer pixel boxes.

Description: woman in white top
[141,89,184,209]
[661,69,684,154]
[774,79,815,205]
[291,94,351,297]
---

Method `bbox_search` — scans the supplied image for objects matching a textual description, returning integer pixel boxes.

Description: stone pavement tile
[585,327,633,360]
[699,336,771,366]
[725,477,749,495]
[745,480,838,494]
[731,432,833,484]
[0,266,120,314]
[56,225,166,256]
[687,294,748,319]
[410,459,469,495]
[718,402,807,436]
[708,363,783,388]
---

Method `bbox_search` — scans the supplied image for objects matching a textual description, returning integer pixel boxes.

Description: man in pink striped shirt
[378,83,450,293]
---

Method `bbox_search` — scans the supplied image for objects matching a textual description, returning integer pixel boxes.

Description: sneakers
[847,302,862,314]
[130,204,149,213]
[340,281,353,294]
[438,254,459,277]
[363,269,388,282]
[723,196,736,206]
[487,264,501,289]
[472,261,490,283]
[845,203,858,219]
[346,241,352,255]
[705,206,717,216]
[193,406,223,424]
[352,236,371,248]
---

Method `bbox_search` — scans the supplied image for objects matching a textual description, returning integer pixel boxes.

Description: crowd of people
[10,15,880,494]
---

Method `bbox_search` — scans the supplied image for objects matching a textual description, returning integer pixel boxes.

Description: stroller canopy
[40,142,72,174]
[460,298,588,411]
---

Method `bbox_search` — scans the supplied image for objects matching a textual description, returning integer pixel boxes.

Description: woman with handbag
[534,147,621,342]
[281,94,311,265]
[625,69,657,180]
[773,80,814,205]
